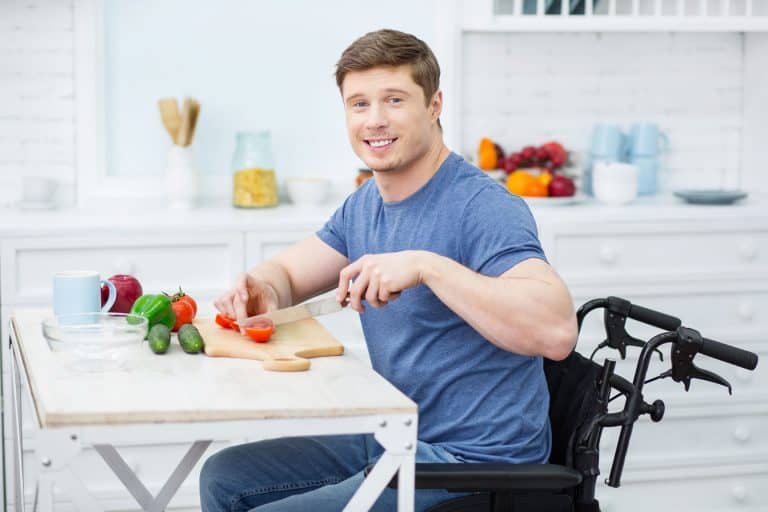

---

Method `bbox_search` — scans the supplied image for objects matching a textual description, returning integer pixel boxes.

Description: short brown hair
[335,29,441,108]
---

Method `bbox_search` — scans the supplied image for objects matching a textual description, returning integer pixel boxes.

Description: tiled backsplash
[461,32,745,191]
[0,0,76,207]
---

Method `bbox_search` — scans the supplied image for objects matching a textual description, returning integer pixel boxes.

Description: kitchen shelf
[462,0,768,32]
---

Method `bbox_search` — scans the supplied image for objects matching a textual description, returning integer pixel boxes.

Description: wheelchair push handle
[626,302,681,331]
[700,336,758,371]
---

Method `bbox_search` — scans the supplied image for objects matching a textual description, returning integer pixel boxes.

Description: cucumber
[147,324,171,355]
[178,324,204,354]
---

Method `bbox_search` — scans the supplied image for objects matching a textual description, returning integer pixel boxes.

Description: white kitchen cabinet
[535,209,768,512]
[1,202,766,511]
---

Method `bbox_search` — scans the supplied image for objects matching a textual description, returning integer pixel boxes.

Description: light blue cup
[628,122,669,157]
[590,123,626,162]
[628,123,668,195]
[53,271,116,317]
[630,155,658,196]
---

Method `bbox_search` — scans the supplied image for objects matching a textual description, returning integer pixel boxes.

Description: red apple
[101,274,143,313]
[548,175,576,197]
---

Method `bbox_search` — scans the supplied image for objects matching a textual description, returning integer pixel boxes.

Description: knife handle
[262,356,311,372]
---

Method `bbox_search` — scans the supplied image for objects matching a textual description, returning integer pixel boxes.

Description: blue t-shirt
[316,152,551,464]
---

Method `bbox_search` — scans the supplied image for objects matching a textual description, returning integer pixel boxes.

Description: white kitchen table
[7,309,418,512]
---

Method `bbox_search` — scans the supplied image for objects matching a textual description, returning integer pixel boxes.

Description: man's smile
[365,138,398,149]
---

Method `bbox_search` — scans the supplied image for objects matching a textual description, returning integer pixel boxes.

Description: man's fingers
[348,267,371,313]
[366,270,383,308]
[338,261,362,305]
[214,295,234,318]
[233,293,249,322]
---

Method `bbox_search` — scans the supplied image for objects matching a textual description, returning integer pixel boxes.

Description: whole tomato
[171,300,195,332]
[170,287,197,317]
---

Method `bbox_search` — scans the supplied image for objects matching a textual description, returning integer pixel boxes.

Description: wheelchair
[375,296,760,512]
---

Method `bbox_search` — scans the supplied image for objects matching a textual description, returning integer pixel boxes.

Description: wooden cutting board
[195,317,345,371]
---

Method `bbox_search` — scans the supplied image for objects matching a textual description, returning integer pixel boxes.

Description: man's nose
[365,103,388,129]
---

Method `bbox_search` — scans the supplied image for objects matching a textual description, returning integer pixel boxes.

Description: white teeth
[369,139,393,148]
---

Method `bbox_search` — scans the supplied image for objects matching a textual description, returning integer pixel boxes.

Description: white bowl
[285,177,330,206]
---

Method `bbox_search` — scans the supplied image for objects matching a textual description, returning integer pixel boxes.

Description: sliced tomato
[215,313,236,329]
[244,326,274,343]
[244,318,275,343]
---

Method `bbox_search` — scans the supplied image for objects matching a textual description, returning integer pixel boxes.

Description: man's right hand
[213,272,280,321]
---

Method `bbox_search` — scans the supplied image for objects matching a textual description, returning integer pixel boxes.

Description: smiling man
[200,29,578,512]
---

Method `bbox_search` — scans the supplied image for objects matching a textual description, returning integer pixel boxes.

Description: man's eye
[352,101,368,108]
[388,97,402,104]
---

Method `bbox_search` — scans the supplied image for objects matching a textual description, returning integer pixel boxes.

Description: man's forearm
[418,251,577,360]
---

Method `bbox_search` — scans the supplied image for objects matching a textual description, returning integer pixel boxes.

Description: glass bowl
[42,312,148,372]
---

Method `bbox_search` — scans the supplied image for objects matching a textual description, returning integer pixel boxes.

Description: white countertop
[0,194,765,237]
[10,309,414,427]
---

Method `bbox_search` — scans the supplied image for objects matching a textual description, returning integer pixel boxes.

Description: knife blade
[240,296,345,328]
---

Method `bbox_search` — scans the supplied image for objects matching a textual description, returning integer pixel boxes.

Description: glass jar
[231,131,278,208]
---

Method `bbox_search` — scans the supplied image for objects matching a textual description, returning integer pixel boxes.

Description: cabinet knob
[737,301,754,322]
[599,244,618,265]
[731,484,748,503]
[738,242,758,261]
[731,426,751,444]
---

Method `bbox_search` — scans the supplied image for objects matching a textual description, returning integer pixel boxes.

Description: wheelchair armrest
[366,462,582,492]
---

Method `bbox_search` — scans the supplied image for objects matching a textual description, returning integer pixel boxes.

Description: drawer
[0,233,245,305]
[596,466,768,512]
[599,409,768,469]
[572,286,768,343]
[553,226,768,282]
[578,339,767,408]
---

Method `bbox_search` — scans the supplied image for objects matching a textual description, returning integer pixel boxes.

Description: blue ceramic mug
[53,271,116,317]
[628,122,669,157]
[590,123,626,162]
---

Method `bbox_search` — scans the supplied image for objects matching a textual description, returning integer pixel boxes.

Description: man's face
[341,65,440,174]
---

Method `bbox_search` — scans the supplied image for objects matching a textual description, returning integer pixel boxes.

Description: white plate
[522,194,585,207]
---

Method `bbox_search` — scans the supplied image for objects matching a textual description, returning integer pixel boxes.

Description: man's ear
[430,90,443,122]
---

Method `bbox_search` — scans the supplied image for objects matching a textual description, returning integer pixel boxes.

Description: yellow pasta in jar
[233,168,278,208]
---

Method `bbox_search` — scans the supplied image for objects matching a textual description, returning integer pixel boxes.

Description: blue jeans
[199,434,470,511]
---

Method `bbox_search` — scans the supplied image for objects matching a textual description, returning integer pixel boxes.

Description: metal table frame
[8,328,417,512]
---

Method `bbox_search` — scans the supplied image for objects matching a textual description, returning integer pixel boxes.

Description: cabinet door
[550,222,768,285]
[0,233,244,315]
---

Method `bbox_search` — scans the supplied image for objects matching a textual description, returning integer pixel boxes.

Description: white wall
[461,31,747,191]
[0,0,76,208]
[102,0,439,192]
[1,0,442,206]
[2,1,766,208]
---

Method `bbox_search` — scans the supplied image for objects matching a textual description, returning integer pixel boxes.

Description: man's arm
[338,252,577,360]
[422,255,577,360]
[250,235,349,308]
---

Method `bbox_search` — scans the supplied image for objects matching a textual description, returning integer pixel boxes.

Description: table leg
[94,440,211,512]
[344,414,418,512]
[9,339,26,512]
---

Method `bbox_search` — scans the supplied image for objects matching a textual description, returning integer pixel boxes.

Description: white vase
[165,145,197,209]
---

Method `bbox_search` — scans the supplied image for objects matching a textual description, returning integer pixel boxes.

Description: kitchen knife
[240,296,345,328]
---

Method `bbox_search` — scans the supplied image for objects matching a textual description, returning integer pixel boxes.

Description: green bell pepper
[130,294,176,330]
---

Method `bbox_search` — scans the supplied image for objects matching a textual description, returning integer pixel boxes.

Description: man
[200,29,577,512]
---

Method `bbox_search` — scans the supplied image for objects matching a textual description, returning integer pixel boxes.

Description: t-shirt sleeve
[461,185,547,277]
[315,196,350,258]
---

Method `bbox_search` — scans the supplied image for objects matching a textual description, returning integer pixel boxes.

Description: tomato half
[215,313,236,329]
[244,326,274,343]
[243,318,275,343]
